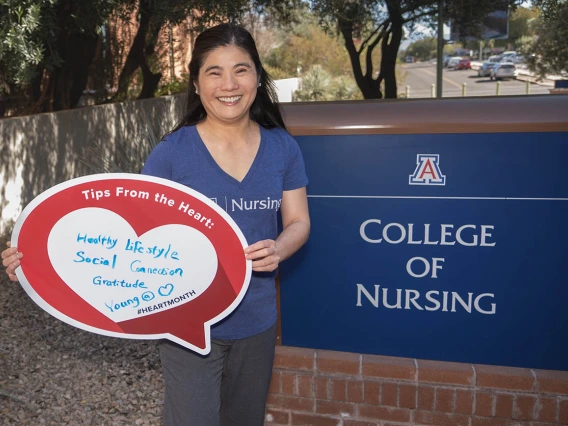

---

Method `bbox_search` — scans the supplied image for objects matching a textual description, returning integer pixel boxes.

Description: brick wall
[265,347,568,426]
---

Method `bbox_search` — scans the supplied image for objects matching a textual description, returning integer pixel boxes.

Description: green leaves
[0,0,302,104]
[0,0,115,88]
[525,0,568,78]
[0,1,46,85]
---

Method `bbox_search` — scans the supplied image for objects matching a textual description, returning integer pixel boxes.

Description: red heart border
[13,174,250,354]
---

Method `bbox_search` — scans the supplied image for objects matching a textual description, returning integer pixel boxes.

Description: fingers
[6,255,21,274]
[251,255,279,272]
[2,247,20,265]
[246,247,276,260]
[5,256,22,276]
[245,240,280,272]
[244,239,273,254]
[2,244,22,281]
[2,247,17,263]
[252,265,277,272]
[245,240,277,258]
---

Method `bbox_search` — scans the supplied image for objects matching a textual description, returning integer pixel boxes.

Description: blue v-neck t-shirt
[141,125,308,339]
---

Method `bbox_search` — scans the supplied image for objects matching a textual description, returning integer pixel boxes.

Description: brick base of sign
[265,347,568,426]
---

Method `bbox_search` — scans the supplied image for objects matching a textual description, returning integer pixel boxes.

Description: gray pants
[159,323,277,426]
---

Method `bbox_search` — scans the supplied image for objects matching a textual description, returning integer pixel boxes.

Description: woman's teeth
[218,96,242,102]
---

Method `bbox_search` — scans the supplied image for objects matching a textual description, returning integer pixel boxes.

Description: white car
[447,56,462,69]
[478,62,497,77]
[490,63,517,80]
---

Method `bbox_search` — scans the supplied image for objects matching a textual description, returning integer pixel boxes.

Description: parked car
[457,58,472,70]
[500,51,524,64]
[478,62,497,77]
[501,51,517,60]
[487,55,501,63]
[447,56,462,69]
[490,63,517,80]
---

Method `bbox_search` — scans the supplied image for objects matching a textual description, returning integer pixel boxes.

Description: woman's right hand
[2,242,22,282]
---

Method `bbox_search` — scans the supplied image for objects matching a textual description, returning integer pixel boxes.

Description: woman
[2,23,310,426]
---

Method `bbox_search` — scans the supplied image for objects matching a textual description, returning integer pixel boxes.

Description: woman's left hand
[244,240,281,272]
[244,187,310,273]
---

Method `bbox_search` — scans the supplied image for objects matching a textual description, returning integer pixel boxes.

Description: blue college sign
[280,131,568,371]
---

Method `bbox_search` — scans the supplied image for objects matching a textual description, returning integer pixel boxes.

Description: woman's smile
[217,95,242,104]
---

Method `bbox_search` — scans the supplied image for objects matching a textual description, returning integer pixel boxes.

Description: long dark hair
[171,23,286,133]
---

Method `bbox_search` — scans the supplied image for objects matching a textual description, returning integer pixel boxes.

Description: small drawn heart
[158,284,174,297]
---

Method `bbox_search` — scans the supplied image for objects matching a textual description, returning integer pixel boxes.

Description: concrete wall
[0,95,185,234]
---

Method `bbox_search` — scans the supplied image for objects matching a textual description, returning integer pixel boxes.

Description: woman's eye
[236,68,247,74]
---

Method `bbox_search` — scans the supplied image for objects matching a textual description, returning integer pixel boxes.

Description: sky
[401,23,449,50]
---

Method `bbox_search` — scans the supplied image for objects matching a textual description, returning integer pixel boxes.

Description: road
[400,62,551,98]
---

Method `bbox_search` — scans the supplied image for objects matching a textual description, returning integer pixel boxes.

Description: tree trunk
[55,33,99,110]
[338,17,383,99]
[360,78,384,99]
[380,2,404,99]
[30,68,43,103]
[33,3,99,112]
[137,18,163,99]
[138,63,162,99]
[34,36,98,112]
[112,0,155,101]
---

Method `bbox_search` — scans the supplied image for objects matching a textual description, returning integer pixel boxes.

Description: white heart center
[48,208,218,322]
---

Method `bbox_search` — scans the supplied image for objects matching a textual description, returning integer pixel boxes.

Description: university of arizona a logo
[409,154,446,185]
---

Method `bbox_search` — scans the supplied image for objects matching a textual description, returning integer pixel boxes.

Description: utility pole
[436,0,444,98]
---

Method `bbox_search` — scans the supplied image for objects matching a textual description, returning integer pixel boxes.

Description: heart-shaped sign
[48,208,218,323]
[12,174,250,355]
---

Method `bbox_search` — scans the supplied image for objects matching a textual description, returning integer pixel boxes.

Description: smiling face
[194,45,259,127]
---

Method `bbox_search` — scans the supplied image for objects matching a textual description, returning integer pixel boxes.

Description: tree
[0,0,299,115]
[404,36,436,61]
[263,20,354,78]
[294,65,363,101]
[515,35,533,52]
[0,1,48,87]
[508,5,540,40]
[256,10,365,100]
[310,0,519,99]
[295,65,332,100]
[109,0,304,101]
[112,0,252,101]
[0,0,121,113]
[524,0,568,78]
